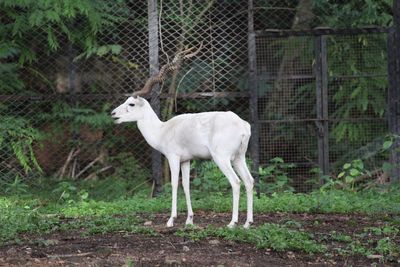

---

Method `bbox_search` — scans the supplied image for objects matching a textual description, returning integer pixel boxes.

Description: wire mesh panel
[0,0,251,186]
[255,30,390,191]
[156,0,249,121]
[253,0,389,31]
[0,0,395,192]
[326,33,389,177]
[256,34,317,192]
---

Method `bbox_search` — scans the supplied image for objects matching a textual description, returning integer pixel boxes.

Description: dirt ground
[0,212,398,266]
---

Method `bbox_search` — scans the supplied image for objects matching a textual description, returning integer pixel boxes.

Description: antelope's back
[163,111,250,160]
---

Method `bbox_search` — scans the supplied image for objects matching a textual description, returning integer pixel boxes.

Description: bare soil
[0,212,398,266]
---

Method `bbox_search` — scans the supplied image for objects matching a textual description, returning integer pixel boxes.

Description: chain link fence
[0,0,396,193]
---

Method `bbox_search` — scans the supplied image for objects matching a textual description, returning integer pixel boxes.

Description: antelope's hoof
[166,217,175,228]
[243,221,253,229]
[227,221,237,229]
[185,215,194,226]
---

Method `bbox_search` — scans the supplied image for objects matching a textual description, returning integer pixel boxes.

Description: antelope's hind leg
[233,156,254,229]
[212,154,241,228]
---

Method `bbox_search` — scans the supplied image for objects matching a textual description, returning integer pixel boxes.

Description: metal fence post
[315,35,329,180]
[248,0,260,197]
[387,25,400,183]
[148,0,163,194]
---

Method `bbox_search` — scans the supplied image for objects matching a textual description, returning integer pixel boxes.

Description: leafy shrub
[0,175,29,196]
[38,102,114,131]
[192,161,230,194]
[259,157,295,194]
[0,116,43,175]
[337,159,366,189]
[79,153,151,200]
[52,181,88,204]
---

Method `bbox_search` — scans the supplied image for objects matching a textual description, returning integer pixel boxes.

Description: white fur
[111,96,254,228]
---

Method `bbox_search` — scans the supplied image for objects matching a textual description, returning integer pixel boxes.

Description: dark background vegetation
[0,0,397,194]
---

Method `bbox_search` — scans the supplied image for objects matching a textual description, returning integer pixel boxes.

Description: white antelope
[111,46,254,228]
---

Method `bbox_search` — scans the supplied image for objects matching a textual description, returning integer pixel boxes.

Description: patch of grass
[363,226,399,236]
[52,188,400,218]
[1,187,400,248]
[68,216,157,236]
[329,231,352,243]
[176,224,326,254]
[0,198,59,244]
[375,237,399,260]
[0,197,158,245]
[324,225,399,262]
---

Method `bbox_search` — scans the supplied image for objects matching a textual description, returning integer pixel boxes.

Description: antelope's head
[111,96,147,123]
[111,43,202,124]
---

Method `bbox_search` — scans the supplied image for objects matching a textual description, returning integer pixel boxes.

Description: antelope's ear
[137,96,145,107]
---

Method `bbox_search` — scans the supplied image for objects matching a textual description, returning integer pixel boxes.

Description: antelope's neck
[137,109,163,151]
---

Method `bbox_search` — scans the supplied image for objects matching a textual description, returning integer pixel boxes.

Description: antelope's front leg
[167,156,180,227]
[181,161,194,225]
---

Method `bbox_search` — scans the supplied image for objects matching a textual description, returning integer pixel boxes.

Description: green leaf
[96,46,109,57]
[270,157,284,164]
[45,10,61,22]
[353,160,364,170]
[345,176,354,183]
[110,45,122,55]
[349,168,360,176]
[383,140,393,150]
[47,28,59,50]
[80,191,89,200]
[338,172,345,178]
[343,163,351,170]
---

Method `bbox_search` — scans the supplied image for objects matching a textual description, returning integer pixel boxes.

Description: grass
[176,223,326,253]
[0,185,399,262]
[32,187,400,218]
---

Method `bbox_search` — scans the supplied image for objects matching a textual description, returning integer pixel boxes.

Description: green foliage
[176,223,326,254]
[375,237,399,259]
[125,257,134,267]
[0,0,128,94]
[364,226,399,236]
[329,231,352,243]
[0,176,29,196]
[52,181,89,204]
[37,153,150,202]
[48,187,400,218]
[192,161,230,194]
[259,157,295,194]
[0,0,127,58]
[39,102,114,130]
[315,0,392,28]
[74,44,123,61]
[337,159,366,190]
[330,225,400,261]
[0,197,157,245]
[62,215,156,236]
[109,153,150,183]
[0,43,24,93]
[0,115,43,174]
[326,33,388,144]
[0,186,399,251]
[0,198,59,244]
[82,153,151,200]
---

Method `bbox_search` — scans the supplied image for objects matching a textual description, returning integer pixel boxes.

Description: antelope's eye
[129,103,135,107]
